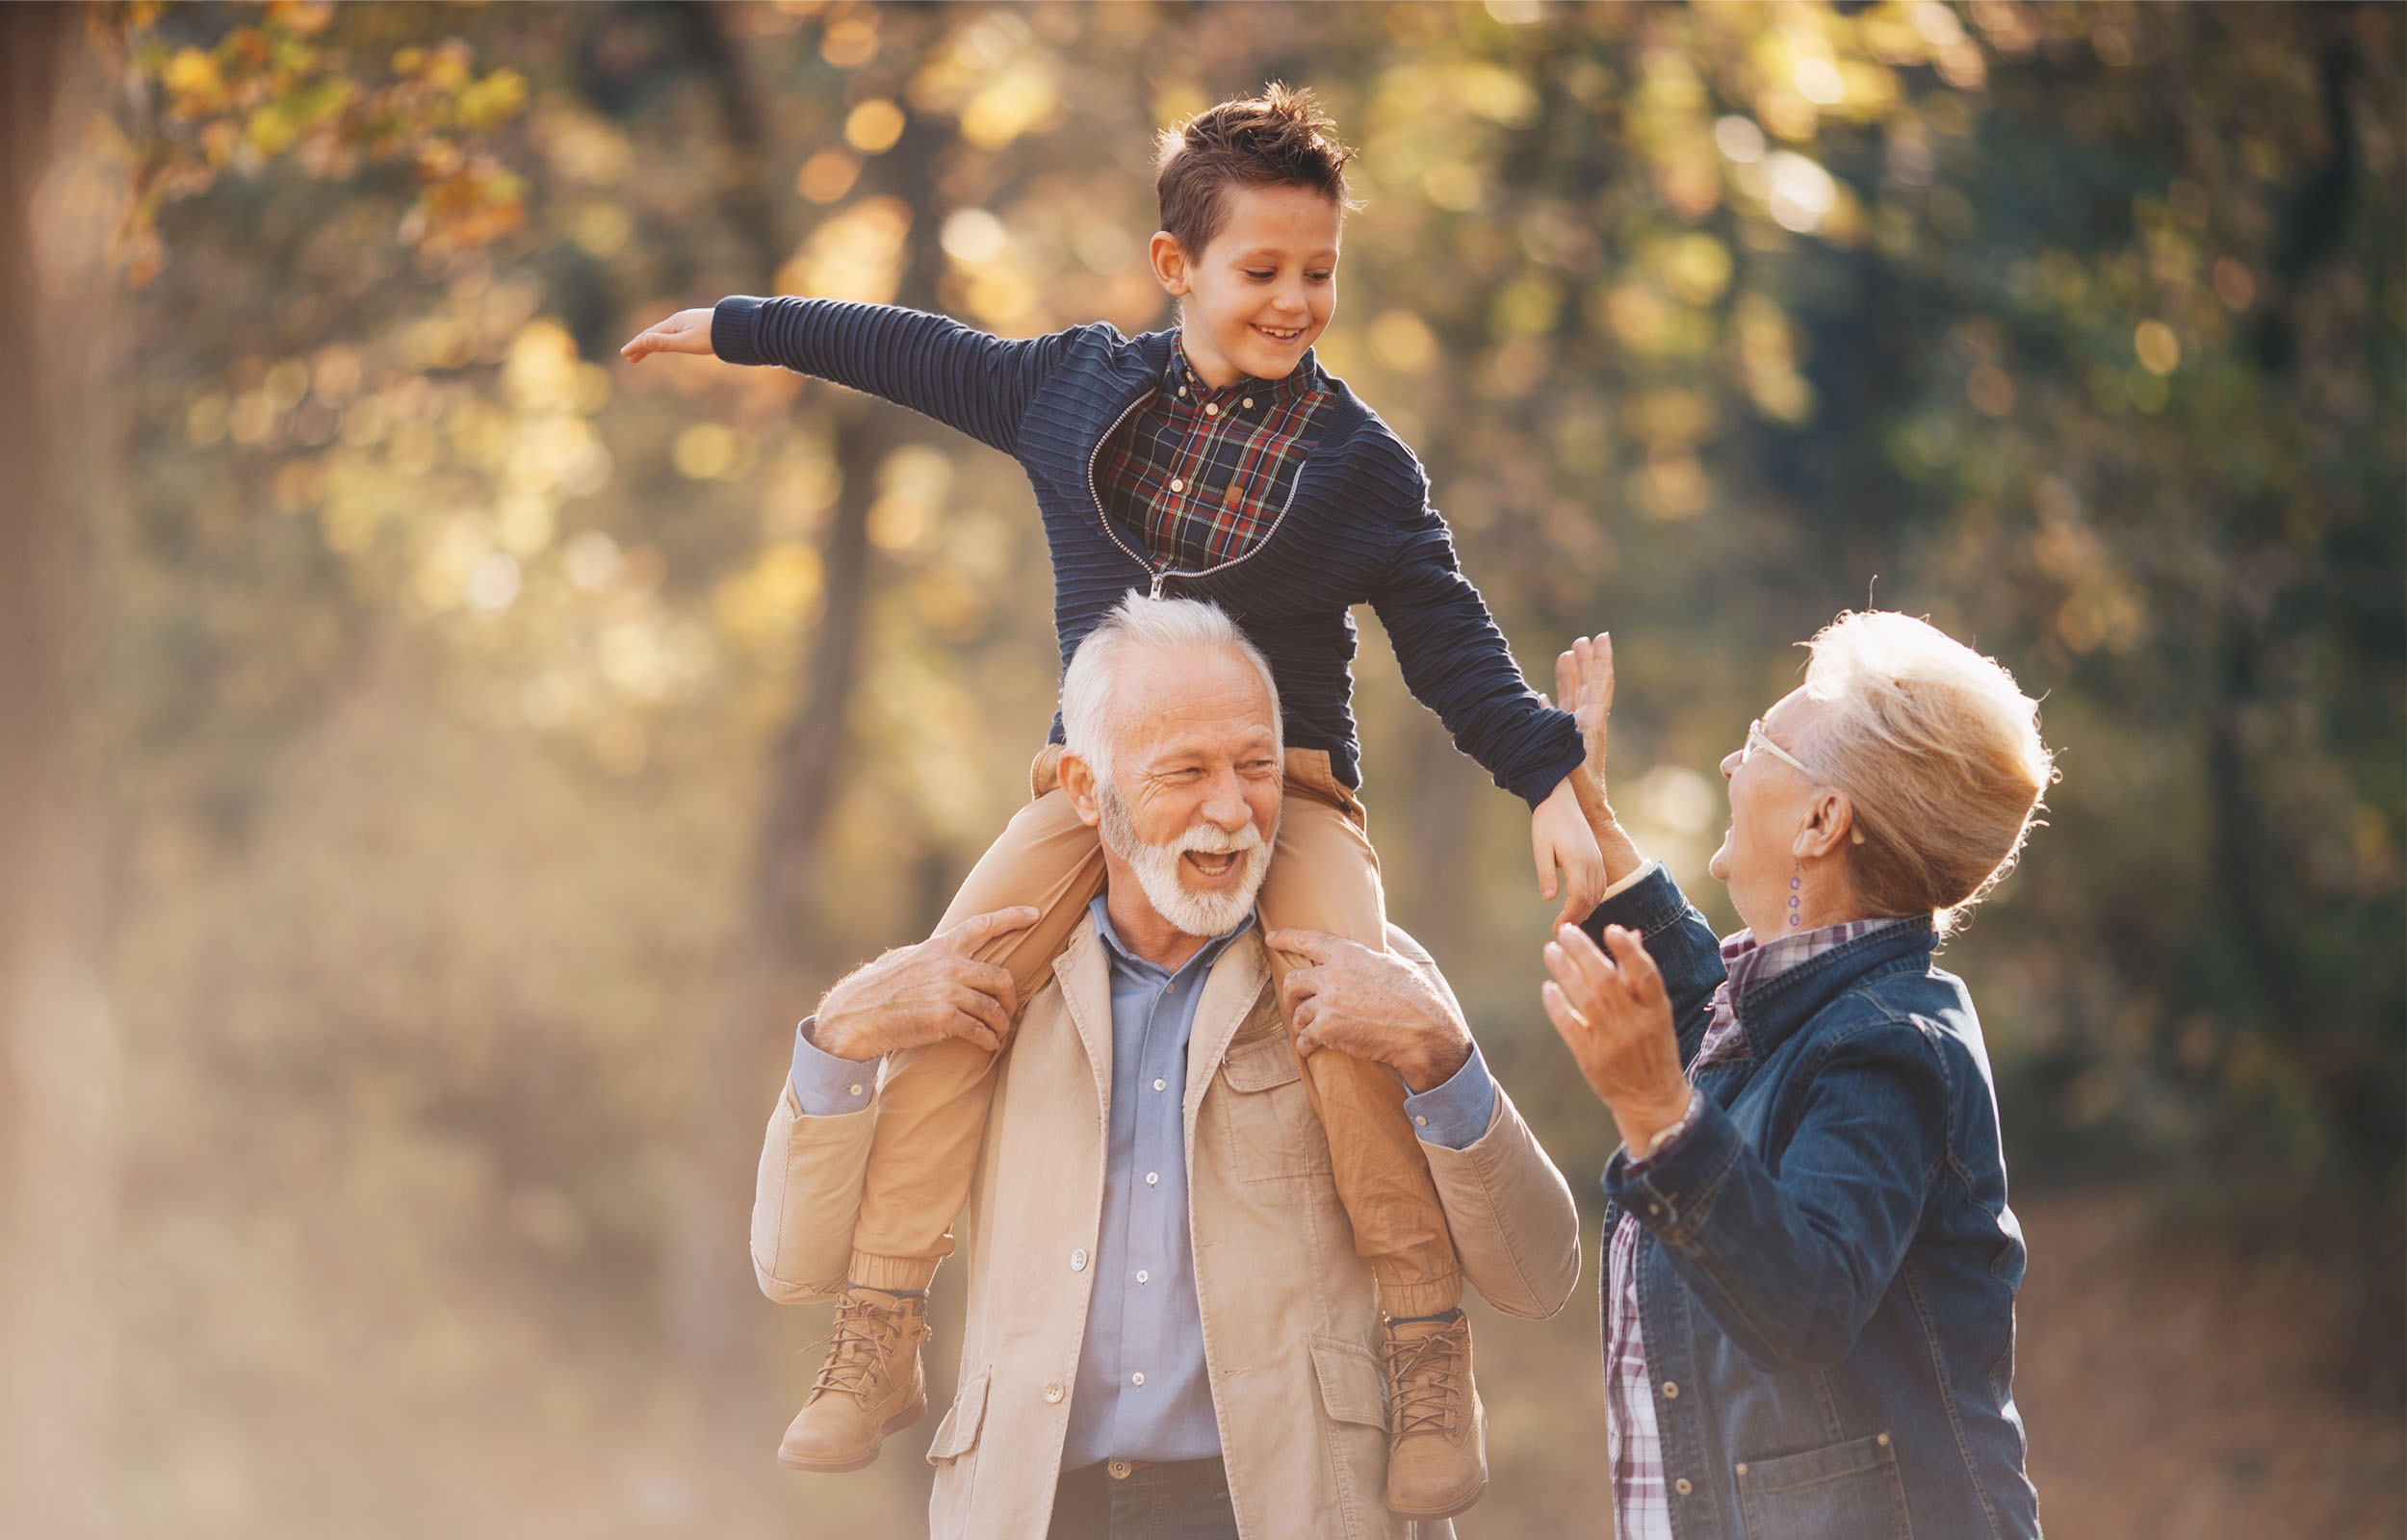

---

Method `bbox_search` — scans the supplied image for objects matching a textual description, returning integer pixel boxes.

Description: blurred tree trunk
[663,2,948,1446]
[0,11,118,1538]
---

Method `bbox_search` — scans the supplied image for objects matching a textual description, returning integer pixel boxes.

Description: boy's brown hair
[1154,83,1358,259]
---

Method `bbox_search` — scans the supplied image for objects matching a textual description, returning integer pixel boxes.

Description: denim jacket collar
[1732,915,1938,1063]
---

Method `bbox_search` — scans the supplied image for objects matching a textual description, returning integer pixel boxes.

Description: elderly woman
[1540,613,2052,1540]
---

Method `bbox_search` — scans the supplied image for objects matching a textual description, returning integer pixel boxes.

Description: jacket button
[1661,1380,1679,1399]
[1043,1383,1063,1403]
[1108,1459,1133,1480]
[1071,1248,1089,1270]
[1674,1478,1693,1497]
[1876,1432,1891,1447]
[1734,1462,1748,1476]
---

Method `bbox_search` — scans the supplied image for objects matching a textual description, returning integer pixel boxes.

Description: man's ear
[1148,230,1191,296]
[1058,751,1105,830]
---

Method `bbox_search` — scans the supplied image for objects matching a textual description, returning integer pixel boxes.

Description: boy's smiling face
[1150,182,1341,390]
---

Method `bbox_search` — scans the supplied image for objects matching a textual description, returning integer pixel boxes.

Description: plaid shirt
[1606,914,1907,1540]
[1092,338,1329,574]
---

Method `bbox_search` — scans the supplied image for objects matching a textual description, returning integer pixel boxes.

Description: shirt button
[1044,1382,1064,1403]
[1413,1115,1428,1127]
[1108,1459,1133,1480]
[1674,1478,1694,1496]
[1662,1380,1680,1399]
[1876,1432,1891,1447]
[1130,1372,1145,1387]
[1734,1463,1748,1477]
[1145,1171,1159,1186]
[1153,1078,1166,1091]
[1204,402,1219,416]
[1241,397,1254,408]
[847,1084,865,1097]
[1177,386,1187,397]
[1071,1248,1089,1271]
[1169,477,1184,492]
[1136,1270,1149,1284]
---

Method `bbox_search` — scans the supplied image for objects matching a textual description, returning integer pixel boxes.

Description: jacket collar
[1048,901,1271,1126]
[1731,916,1938,1063]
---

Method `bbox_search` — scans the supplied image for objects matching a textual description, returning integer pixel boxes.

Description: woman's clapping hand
[1541,920,1694,1156]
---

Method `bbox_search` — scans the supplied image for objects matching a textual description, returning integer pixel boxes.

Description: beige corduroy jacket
[751,919,1582,1540]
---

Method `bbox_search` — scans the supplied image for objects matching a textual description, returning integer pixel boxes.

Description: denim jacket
[1589,866,2042,1540]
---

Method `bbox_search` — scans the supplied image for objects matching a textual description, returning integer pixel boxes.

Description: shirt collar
[1088,889,1255,984]
[1718,916,1913,1004]
[1165,334,1316,408]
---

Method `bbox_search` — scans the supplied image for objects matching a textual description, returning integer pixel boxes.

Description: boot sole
[1385,1468,1488,1522]
[776,1399,928,1474]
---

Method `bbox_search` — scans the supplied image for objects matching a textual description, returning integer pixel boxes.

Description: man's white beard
[1097,779,1273,937]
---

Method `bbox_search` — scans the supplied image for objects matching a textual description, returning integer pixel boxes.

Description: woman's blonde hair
[1793,612,2056,936]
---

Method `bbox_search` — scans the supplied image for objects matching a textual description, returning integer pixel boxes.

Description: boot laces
[1385,1322,1467,1438]
[808,1294,926,1404]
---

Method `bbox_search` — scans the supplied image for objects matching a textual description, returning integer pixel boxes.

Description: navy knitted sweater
[713,295,1583,808]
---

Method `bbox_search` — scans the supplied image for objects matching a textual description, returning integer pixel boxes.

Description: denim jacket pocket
[1735,1430,1910,1540]
[925,1369,991,1465]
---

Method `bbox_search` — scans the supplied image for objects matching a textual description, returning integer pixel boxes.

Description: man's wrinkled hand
[1268,928,1473,1094]
[809,906,1041,1063]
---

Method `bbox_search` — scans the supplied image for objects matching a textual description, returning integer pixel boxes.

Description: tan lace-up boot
[1382,1312,1488,1519]
[776,1286,933,1473]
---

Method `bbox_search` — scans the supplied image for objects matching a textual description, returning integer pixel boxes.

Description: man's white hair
[1059,593,1281,782]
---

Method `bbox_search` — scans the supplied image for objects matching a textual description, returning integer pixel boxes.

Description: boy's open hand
[1532,777,1607,928]
[620,306,716,362]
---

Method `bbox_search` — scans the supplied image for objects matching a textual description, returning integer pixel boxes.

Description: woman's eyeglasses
[1745,719,1814,777]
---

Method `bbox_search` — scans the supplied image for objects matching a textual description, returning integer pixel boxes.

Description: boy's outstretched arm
[622,295,1083,458]
[1364,458,1600,921]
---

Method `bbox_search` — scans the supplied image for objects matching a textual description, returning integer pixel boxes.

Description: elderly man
[750,596,1578,1540]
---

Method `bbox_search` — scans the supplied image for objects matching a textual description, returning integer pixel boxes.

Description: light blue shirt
[788,898,1500,1466]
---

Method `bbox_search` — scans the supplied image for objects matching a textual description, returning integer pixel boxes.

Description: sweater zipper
[1087,382,1318,600]
[1086,386,1164,595]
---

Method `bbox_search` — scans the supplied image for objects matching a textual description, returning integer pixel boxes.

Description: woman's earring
[1788,862,1803,929]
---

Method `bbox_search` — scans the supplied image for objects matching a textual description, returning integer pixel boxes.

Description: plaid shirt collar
[1161,334,1318,409]
[1695,918,1912,1071]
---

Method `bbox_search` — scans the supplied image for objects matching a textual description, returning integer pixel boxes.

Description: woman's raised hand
[1550,631,1645,886]
[620,306,716,362]
[1555,632,1615,817]
[1540,919,1693,1152]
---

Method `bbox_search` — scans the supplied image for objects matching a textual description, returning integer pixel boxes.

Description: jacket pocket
[1308,1334,1390,1537]
[1307,1335,1388,1427]
[1219,1032,1332,1182]
[1735,1430,1911,1540]
[925,1369,991,1465]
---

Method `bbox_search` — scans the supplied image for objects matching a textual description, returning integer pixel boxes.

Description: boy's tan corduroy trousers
[844,745,1463,1319]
